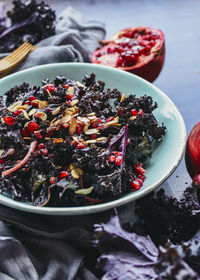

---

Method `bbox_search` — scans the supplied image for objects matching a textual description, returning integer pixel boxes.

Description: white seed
[84,128,99,135]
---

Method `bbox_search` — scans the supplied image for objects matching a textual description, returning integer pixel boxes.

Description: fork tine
[6,43,33,63]
[3,42,29,60]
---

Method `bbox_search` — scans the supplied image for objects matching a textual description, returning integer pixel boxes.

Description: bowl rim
[0,63,187,215]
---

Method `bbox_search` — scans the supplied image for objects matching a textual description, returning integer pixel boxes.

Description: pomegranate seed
[50,177,56,184]
[109,155,116,163]
[91,134,97,139]
[35,133,43,139]
[135,178,143,186]
[3,116,15,125]
[130,181,140,191]
[27,121,39,132]
[14,110,22,117]
[29,96,36,102]
[21,128,30,136]
[115,156,123,166]
[131,109,137,116]
[64,84,69,89]
[126,138,130,145]
[67,93,74,100]
[77,143,85,149]
[0,158,4,164]
[73,141,78,147]
[149,40,155,47]
[31,100,38,107]
[138,174,145,180]
[66,100,71,106]
[136,166,146,174]
[38,143,46,150]
[106,116,114,123]
[92,121,99,128]
[112,151,122,156]
[25,101,31,105]
[77,125,82,134]
[42,149,48,156]
[138,109,143,117]
[45,84,56,93]
[58,171,69,180]
[97,118,102,123]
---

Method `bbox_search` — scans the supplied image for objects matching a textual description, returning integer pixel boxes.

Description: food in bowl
[0,73,166,207]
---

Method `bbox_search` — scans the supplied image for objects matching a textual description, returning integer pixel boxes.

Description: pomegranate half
[185,122,200,179]
[91,26,165,82]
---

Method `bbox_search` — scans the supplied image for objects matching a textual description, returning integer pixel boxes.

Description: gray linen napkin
[0,6,105,70]
[0,5,105,280]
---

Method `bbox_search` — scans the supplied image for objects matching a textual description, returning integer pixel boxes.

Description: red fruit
[135,178,143,186]
[21,128,30,137]
[38,143,45,150]
[35,133,43,140]
[77,143,85,149]
[115,155,123,166]
[64,84,69,89]
[29,96,36,102]
[27,121,39,132]
[185,121,200,179]
[138,108,144,117]
[45,84,56,93]
[31,100,38,107]
[109,155,116,163]
[25,101,31,105]
[14,110,22,117]
[130,180,140,191]
[77,125,82,134]
[58,171,69,180]
[67,93,74,100]
[91,134,97,139]
[3,116,15,125]
[91,26,165,82]
[42,149,48,156]
[131,109,137,116]
[106,116,114,123]
[136,166,146,175]
[0,158,4,164]
[92,121,99,128]
[50,177,56,184]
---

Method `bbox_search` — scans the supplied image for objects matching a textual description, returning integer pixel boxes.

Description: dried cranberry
[92,121,99,128]
[67,93,74,100]
[42,149,48,156]
[77,125,82,134]
[91,134,97,139]
[21,128,30,136]
[109,155,116,163]
[130,180,140,191]
[38,143,45,150]
[31,100,38,107]
[131,109,137,116]
[29,96,36,102]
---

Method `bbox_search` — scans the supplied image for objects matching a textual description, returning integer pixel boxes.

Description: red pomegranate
[185,122,200,179]
[91,26,165,82]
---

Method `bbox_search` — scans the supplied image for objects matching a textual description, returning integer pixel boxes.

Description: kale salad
[0,74,165,207]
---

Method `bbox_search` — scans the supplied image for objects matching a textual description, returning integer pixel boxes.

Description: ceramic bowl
[0,63,186,215]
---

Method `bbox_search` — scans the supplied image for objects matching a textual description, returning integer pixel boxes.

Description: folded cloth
[0,6,105,71]
[0,5,106,280]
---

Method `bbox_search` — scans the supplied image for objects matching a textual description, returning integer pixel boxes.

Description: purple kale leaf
[94,210,158,280]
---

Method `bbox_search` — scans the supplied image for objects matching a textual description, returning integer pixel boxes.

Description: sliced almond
[53,138,63,144]
[34,112,47,121]
[8,101,23,112]
[33,129,42,134]
[69,163,75,170]
[120,93,126,103]
[86,139,97,144]
[104,116,119,126]
[75,168,83,175]
[28,108,37,116]
[87,115,97,121]
[33,100,48,109]
[76,81,85,88]
[23,137,32,140]
[75,186,93,195]
[129,116,137,120]
[22,110,30,120]
[83,123,90,132]
[68,86,75,94]
[61,115,71,123]
[86,112,95,117]
[96,137,107,141]
[77,116,90,124]
[71,169,79,179]
[84,128,99,135]
[71,99,79,107]
[69,117,77,136]
[0,149,4,156]
[52,107,61,115]
[17,104,29,110]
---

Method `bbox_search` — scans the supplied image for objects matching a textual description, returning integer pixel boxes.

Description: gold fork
[0,42,37,77]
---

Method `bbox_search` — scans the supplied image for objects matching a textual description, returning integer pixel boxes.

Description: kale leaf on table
[0,0,56,53]
[94,208,200,280]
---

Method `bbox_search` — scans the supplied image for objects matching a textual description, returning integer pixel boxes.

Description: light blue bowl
[0,63,186,215]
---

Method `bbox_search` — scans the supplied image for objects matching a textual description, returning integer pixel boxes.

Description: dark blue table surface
[2,0,199,220]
